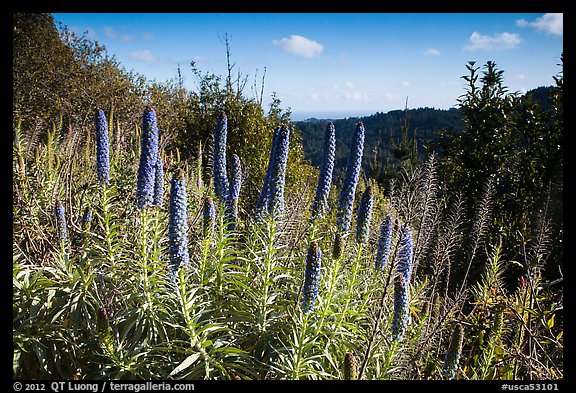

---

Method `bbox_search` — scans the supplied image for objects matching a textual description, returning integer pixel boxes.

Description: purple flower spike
[168,169,189,272]
[213,112,229,205]
[336,122,365,233]
[227,153,242,230]
[153,151,164,207]
[310,122,335,222]
[356,185,374,245]
[375,216,393,271]
[94,108,110,185]
[268,125,290,220]
[136,106,159,209]
[301,240,321,313]
[55,199,68,244]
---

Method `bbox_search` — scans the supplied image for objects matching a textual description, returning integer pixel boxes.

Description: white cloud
[104,26,144,42]
[104,26,117,39]
[516,73,526,80]
[339,81,370,102]
[401,80,411,87]
[289,81,373,104]
[464,31,521,51]
[272,35,324,58]
[128,49,157,64]
[516,13,563,36]
[120,34,135,43]
[424,48,441,56]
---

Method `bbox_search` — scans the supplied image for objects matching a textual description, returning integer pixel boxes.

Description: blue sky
[52,13,563,120]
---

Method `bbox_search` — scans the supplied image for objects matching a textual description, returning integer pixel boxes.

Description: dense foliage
[13,13,562,381]
[295,106,464,184]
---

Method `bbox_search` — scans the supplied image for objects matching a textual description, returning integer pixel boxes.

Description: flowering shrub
[12,108,562,381]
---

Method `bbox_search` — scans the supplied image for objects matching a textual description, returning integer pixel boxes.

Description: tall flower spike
[227,153,242,230]
[268,124,290,220]
[168,169,189,272]
[136,106,159,209]
[375,216,393,271]
[255,127,280,220]
[203,196,216,236]
[153,151,164,207]
[397,224,414,283]
[356,185,374,245]
[310,122,336,222]
[333,232,344,260]
[442,323,464,380]
[95,108,110,185]
[81,206,92,231]
[212,111,229,205]
[343,352,358,380]
[301,240,321,313]
[336,122,365,233]
[55,199,68,244]
[96,306,109,335]
[391,273,410,342]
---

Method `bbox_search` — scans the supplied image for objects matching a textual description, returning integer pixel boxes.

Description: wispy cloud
[128,49,157,64]
[104,26,153,42]
[272,35,324,58]
[288,81,373,104]
[142,32,154,41]
[464,31,521,51]
[424,48,441,56]
[104,26,117,39]
[122,35,136,43]
[516,13,563,36]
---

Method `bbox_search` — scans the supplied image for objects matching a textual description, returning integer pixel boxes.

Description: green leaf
[547,314,555,329]
[32,341,49,374]
[168,352,201,378]
[13,348,22,377]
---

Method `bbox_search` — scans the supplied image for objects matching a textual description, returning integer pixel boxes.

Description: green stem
[139,209,153,312]
[101,185,116,271]
[177,267,213,371]
[358,259,396,379]
[259,219,276,333]
[215,209,227,300]
[291,312,310,379]
[198,237,211,286]
[335,243,363,331]
[382,340,399,379]
[317,252,342,332]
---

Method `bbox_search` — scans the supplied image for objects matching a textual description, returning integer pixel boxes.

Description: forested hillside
[296,107,463,179]
[295,85,554,187]
[13,13,563,381]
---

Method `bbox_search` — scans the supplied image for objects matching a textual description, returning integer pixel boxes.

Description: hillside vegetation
[13,13,563,380]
